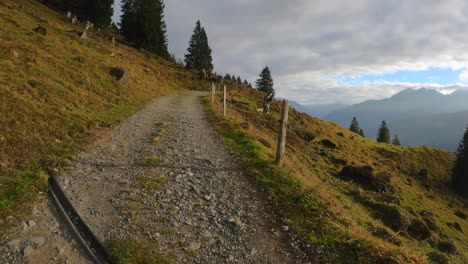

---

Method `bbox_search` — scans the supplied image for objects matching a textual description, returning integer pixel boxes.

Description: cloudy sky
[113,0,468,105]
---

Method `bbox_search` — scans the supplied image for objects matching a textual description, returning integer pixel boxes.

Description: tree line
[348,117,400,145]
[41,0,114,27]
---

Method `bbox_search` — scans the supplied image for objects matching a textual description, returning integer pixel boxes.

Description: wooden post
[223,85,227,117]
[211,83,215,103]
[276,100,289,164]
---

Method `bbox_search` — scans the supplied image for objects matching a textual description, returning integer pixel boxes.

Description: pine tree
[349,117,361,133]
[185,20,213,73]
[392,134,401,146]
[224,74,231,81]
[359,129,365,137]
[452,125,468,197]
[237,76,242,85]
[377,121,391,143]
[120,0,169,59]
[243,79,248,86]
[44,0,113,28]
[82,0,114,27]
[256,66,274,94]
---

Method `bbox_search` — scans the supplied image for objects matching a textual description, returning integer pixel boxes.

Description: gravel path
[1,92,311,263]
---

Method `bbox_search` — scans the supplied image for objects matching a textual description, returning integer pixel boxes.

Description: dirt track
[1,92,310,263]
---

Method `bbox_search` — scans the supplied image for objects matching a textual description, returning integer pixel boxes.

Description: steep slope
[205,86,467,263]
[326,88,468,151]
[0,0,205,219]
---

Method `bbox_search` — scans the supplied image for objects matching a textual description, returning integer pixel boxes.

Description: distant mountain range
[322,88,468,151]
[288,101,347,119]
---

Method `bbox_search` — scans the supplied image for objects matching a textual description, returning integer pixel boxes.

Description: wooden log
[276,100,289,164]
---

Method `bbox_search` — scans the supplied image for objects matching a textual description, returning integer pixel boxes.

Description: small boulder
[372,203,410,232]
[23,245,34,257]
[437,240,457,254]
[407,219,431,240]
[454,210,466,220]
[320,139,337,149]
[30,236,45,248]
[110,67,129,84]
[33,26,47,36]
[6,239,21,251]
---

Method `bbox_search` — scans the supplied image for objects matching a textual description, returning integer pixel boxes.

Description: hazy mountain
[326,88,468,151]
[288,101,348,119]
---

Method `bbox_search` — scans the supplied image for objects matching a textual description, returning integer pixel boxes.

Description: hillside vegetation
[0,0,204,219]
[205,86,467,263]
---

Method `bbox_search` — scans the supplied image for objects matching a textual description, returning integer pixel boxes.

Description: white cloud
[161,0,468,105]
[458,68,468,83]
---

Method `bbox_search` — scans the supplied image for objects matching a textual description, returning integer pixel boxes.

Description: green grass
[107,238,174,264]
[0,0,208,221]
[202,85,467,263]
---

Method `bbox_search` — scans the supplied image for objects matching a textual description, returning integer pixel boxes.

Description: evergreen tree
[120,0,169,58]
[243,79,248,86]
[248,83,253,88]
[43,0,113,28]
[224,74,231,81]
[377,121,391,143]
[452,125,468,197]
[237,76,242,84]
[256,66,274,94]
[185,20,213,73]
[392,134,401,146]
[359,129,365,137]
[349,117,361,133]
[82,0,114,27]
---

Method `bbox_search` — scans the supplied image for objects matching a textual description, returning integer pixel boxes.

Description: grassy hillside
[205,86,467,263]
[0,0,205,219]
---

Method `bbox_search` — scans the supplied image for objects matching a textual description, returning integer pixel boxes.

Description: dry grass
[204,84,467,263]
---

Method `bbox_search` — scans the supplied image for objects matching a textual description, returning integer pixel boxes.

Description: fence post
[211,82,215,103]
[223,85,227,117]
[276,100,289,164]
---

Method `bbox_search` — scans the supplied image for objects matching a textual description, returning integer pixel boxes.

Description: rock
[204,195,211,201]
[27,220,36,228]
[30,236,45,248]
[407,219,431,240]
[11,49,19,58]
[320,139,337,149]
[110,67,129,84]
[21,221,29,231]
[187,242,201,251]
[33,25,47,36]
[454,210,467,220]
[32,205,40,215]
[250,247,258,256]
[340,165,392,193]
[23,245,34,257]
[6,239,21,251]
[80,31,87,39]
[452,222,462,232]
[282,225,290,232]
[166,189,173,195]
[371,203,410,232]
[437,240,457,254]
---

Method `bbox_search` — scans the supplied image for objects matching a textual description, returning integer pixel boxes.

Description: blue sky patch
[335,67,464,86]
